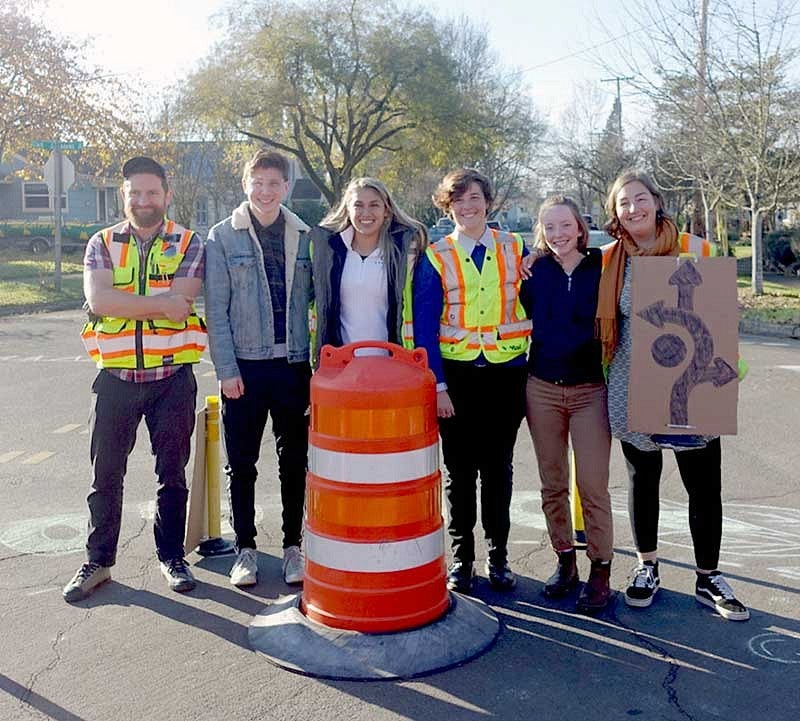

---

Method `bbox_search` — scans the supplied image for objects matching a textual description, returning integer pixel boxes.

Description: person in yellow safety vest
[413,167,531,595]
[597,169,749,621]
[64,156,206,604]
[309,177,428,368]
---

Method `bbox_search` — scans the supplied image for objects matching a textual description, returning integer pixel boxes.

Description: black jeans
[221,358,311,550]
[621,438,722,570]
[439,360,527,567]
[87,366,197,566]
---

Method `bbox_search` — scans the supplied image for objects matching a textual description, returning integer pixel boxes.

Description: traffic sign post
[36,139,82,290]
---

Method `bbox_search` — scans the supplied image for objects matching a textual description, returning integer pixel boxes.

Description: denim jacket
[204,202,312,381]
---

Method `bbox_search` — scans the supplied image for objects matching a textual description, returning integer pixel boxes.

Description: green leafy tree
[0,5,137,174]
[188,0,543,212]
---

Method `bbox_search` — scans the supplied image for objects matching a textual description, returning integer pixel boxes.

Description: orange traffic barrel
[302,341,449,633]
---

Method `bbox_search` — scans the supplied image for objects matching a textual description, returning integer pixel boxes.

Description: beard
[126,206,164,229]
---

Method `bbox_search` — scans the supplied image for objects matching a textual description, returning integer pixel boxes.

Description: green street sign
[32,140,84,150]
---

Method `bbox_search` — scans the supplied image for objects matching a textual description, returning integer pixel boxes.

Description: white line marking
[202,371,216,377]
[53,424,83,434]
[21,451,56,465]
[0,451,25,463]
[776,365,800,372]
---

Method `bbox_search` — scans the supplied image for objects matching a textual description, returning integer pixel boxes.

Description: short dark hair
[122,156,168,191]
[432,168,494,215]
[242,148,290,182]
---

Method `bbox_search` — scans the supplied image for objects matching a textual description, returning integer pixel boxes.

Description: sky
[35,0,642,125]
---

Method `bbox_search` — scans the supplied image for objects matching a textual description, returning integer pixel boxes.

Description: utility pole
[692,0,710,240]
[601,75,634,140]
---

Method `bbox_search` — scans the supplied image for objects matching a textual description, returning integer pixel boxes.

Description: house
[0,147,327,241]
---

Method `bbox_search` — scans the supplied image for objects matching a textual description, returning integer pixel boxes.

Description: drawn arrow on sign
[638,299,735,426]
[700,356,738,387]
[668,261,703,311]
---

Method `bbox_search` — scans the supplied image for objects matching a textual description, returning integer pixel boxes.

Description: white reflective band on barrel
[305,528,444,573]
[309,442,438,484]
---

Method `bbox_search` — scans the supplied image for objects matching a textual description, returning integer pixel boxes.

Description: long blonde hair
[321,177,427,279]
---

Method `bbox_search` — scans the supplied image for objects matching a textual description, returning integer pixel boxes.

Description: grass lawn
[737,276,800,325]
[0,250,85,312]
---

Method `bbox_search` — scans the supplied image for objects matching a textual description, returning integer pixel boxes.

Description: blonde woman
[521,195,613,613]
[309,177,427,366]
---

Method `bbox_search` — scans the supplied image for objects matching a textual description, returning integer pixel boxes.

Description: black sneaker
[446,561,475,594]
[695,571,749,621]
[625,561,660,608]
[63,562,111,603]
[160,558,196,593]
[485,560,516,591]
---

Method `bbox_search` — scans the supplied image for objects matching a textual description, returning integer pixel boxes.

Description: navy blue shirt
[519,247,604,385]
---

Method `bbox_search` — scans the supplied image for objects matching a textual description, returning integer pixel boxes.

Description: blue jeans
[86,366,197,566]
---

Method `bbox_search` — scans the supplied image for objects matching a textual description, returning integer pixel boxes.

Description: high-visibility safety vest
[400,252,416,349]
[80,219,207,369]
[426,229,531,363]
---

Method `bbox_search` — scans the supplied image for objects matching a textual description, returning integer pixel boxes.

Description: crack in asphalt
[20,612,90,715]
[611,607,697,721]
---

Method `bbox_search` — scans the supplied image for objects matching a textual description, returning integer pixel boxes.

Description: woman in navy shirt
[521,195,613,613]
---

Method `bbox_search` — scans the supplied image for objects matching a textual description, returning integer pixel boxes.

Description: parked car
[587,230,615,248]
[0,221,105,254]
[428,217,455,242]
[487,220,510,232]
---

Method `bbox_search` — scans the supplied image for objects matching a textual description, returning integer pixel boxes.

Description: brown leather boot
[543,549,579,598]
[577,559,612,613]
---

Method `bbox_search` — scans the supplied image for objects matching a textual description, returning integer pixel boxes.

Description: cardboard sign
[628,256,739,435]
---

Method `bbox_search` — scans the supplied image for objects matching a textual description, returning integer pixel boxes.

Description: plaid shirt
[83,220,205,383]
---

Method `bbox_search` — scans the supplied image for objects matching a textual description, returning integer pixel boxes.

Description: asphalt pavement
[0,310,798,721]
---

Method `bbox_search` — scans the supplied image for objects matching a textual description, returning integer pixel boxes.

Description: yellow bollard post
[569,446,587,549]
[197,395,235,557]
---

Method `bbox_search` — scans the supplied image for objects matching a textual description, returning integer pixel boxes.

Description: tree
[548,81,639,218]
[603,0,800,294]
[188,0,544,210]
[0,5,136,173]
[140,98,253,229]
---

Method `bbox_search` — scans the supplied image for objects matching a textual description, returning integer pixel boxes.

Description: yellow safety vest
[81,219,207,369]
[426,229,531,363]
[401,251,416,350]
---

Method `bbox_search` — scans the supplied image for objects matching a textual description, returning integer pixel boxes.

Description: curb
[0,300,84,319]
[739,318,800,340]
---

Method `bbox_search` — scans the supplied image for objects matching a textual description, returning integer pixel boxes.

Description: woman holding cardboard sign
[599,170,748,621]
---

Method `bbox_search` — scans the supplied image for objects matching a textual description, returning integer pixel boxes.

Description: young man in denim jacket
[204,149,313,587]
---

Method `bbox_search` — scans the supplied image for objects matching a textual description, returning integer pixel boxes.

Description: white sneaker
[229,548,258,587]
[282,545,304,585]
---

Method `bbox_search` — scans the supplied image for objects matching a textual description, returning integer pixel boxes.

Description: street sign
[32,140,84,150]
[44,153,75,192]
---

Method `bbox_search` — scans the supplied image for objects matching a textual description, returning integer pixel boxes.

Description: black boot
[543,549,579,598]
[577,559,612,614]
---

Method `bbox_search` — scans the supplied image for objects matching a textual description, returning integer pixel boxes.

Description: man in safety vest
[413,168,531,594]
[63,156,206,603]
